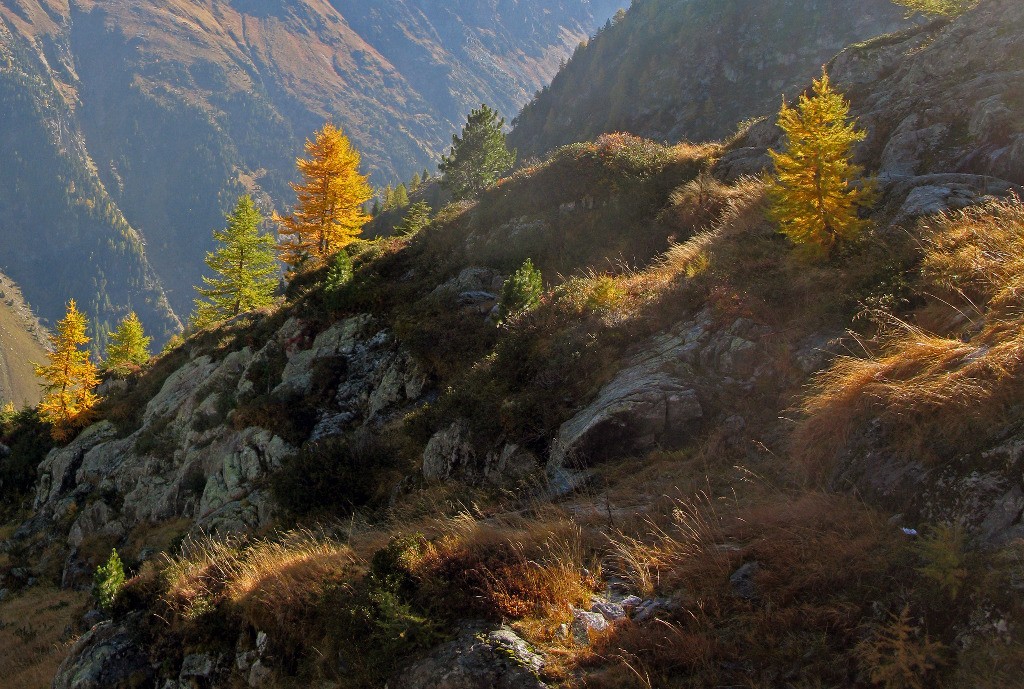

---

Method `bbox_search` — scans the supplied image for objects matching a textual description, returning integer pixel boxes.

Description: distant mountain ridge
[0,0,620,342]
[509,0,910,159]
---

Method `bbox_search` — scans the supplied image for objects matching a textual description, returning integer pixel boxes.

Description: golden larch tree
[35,299,100,441]
[275,123,372,270]
[769,69,872,257]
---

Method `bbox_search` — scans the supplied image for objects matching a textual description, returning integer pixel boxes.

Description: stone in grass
[571,609,609,646]
[632,598,672,623]
[729,561,760,601]
[591,600,627,622]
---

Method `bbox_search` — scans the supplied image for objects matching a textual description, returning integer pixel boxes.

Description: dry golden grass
[794,197,1024,475]
[162,528,359,633]
[609,492,729,598]
[922,197,1024,318]
[0,588,87,689]
[406,509,599,623]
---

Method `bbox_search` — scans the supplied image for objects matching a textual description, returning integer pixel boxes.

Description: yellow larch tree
[274,123,372,271]
[769,69,872,257]
[35,299,100,441]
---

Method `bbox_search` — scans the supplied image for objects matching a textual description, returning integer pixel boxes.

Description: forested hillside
[509,0,909,158]
[0,0,619,337]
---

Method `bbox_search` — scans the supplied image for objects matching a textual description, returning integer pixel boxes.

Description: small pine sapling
[498,258,543,323]
[94,548,126,613]
[323,251,354,311]
[393,201,432,237]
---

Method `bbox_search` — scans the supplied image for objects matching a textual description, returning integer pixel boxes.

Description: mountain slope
[0,272,47,407]
[0,17,182,348]
[0,0,620,332]
[509,0,910,158]
[5,3,1024,688]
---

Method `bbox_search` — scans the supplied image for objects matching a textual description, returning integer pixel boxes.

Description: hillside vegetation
[1,1,1024,688]
[0,0,618,337]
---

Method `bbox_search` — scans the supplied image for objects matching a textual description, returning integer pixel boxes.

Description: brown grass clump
[408,510,598,623]
[921,197,1024,318]
[608,492,729,598]
[583,491,908,688]
[162,529,358,637]
[794,197,1024,474]
[0,588,87,689]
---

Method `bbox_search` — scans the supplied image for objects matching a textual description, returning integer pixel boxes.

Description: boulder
[275,316,370,399]
[483,444,539,485]
[52,615,154,689]
[571,609,609,646]
[389,626,547,689]
[423,422,476,482]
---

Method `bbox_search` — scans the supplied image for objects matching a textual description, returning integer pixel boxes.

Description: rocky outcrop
[390,627,548,689]
[16,311,430,587]
[548,309,775,471]
[52,614,154,689]
[831,423,1024,545]
[718,1,1024,211]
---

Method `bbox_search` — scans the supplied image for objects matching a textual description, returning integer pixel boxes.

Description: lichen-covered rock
[52,615,154,689]
[548,310,778,471]
[423,422,476,482]
[275,316,370,399]
[831,423,1024,545]
[389,626,547,689]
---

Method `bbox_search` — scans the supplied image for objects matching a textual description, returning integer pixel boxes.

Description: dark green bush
[0,407,54,516]
[270,431,400,518]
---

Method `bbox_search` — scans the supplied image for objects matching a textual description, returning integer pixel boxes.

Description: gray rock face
[722,2,1024,207]
[571,609,609,646]
[389,626,547,689]
[548,310,777,471]
[22,310,430,587]
[832,426,1024,545]
[52,616,154,689]
[842,3,1024,186]
[423,422,477,482]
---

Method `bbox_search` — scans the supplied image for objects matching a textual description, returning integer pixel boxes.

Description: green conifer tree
[93,548,125,613]
[498,258,543,323]
[105,312,151,375]
[193,195,278,328]
[409,171,422,192]
[439,104,517,201]
[393,183,410,209]
[382,184,395,211]
[768,70,871,257]
[393,201,432,236]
